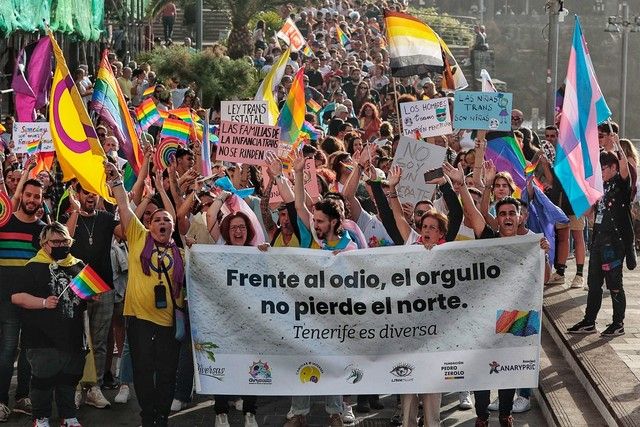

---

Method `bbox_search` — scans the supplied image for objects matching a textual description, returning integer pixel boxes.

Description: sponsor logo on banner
[390,362,414,382]
[343,364,364,384]
[489,360,536,375]
[441,361,465,380]
[248,360,272,385]
[198,364,226,381]
[297,362,323,383]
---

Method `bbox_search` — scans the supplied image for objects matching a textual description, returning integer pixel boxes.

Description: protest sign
[187,236,544,395]
[217,120,280,165]
[268,159,320,204]
[13,122,54,153]
[390,137,447,204]
[400,99,452,138]
[453,91,513,131]
[221,101,270,125]
[277,18,306,52]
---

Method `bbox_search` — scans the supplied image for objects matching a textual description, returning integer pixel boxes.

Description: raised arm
[480,159,498,231]
[205,190,230,241]
[292,150,311,230]
[443,162,487,238]
[386,165,413,243]
[131,144,153,205]
[105,161,134,232]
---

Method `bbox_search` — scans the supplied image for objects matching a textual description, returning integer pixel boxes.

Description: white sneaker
[458,391,473,410]
[171,398,186,412]
[234,398,244,411]
[34,418,50,427]
[546,272,565,285]
[215,413,231,427]
[85,386,111,408]
[570,275,584,288]
[60,417,82,427]
[114,385,130,404]
[244,412,259,427]
[512,396,531,413]
[0,402,9,422]
[74,390,83,409]
[487,397,499,411]
[341,402,355,424]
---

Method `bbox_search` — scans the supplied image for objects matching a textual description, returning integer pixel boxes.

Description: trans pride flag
[553,16,611,217]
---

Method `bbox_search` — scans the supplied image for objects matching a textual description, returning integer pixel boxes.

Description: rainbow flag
[384,10,444,77]
[159,109,169,120]
[29,151,55,178]
[25,140,41,155]
[168,107,193,124]
[135,97,162,130]
[485,131,526,190]
[161,117,191,142]
[47,30,113,203]
[301,121,320,142]
[143,85,155,98]
[277,67,306,144]
[525,161,538,177]
[302,45,313,57]
[91,50,144,174]
[69,265,111,299]
[553,16,611,217]
[336,25,350,47]
[306,98,321,114]
[123,163,137,191]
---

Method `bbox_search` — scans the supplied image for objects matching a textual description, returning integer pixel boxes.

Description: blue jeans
[517,388,531,398]
[0,300,30,403]
[119,337,133,384]
[291,395,343,415]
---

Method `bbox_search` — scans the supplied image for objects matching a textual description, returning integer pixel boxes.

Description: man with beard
[64,183,122,408]
[0,179,46,421]
[443,162,550,427]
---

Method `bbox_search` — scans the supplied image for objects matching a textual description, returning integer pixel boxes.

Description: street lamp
[604,2,639,137]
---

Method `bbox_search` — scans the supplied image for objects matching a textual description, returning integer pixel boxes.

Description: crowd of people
[0,1,637,427]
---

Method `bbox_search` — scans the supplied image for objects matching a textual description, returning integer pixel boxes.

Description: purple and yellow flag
[48,30,113,203]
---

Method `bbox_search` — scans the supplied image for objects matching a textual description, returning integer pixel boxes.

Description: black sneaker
[567,320,596,334]
[600,323,624,337]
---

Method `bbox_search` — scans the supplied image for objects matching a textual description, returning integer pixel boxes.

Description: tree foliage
[248,10,284,36]
[137,46,258,106]
[408,7,474,46]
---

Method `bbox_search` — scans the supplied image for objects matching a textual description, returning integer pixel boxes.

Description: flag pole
[392,78,403,136]
[58,283,71,298]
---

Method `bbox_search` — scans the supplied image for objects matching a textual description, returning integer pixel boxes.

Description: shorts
[556,215,585,231]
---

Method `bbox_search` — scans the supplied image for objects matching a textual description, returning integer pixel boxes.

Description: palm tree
[146,0,304,59]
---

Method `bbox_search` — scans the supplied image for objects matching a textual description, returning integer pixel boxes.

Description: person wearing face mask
[104,161,185,427]
[10,222,87,427]
[0,178,46,421]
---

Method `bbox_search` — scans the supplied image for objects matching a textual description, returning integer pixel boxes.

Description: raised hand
[442,161,464,185]
[387,165,402,188]
[291,149,305,173]
[483,159,497,185]
[265,151,283,179]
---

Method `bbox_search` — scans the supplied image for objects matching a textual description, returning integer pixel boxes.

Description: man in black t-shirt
[568,149,636,337]
[64,183,121,408]
[11,222,86,427]
[443,162,550,427]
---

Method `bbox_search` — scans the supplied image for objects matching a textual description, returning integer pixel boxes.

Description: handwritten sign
[267,159,319,204]
[13,122,54,154]
[390,136,448,204]
[220,101,269,125]
[217,121,280,165]
[400,99,452,138]
[453,91,512,131]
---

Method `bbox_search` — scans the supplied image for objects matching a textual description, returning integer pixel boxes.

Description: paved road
[4,387,546,426]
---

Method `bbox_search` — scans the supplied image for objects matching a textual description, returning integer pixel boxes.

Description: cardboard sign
[400,99,452,138]
[220,101,269,125]
[453,91,513,131]
[390,136,448,204]
[267,159,319,204]
[13,122,54,153]
[216,121,280,166]
[277,18,306,52]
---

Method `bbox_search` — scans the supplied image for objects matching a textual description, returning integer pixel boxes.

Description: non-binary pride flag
[91,50,144,174]
[70,265,111,299]
[554,16,611,217]
[384,10,444,77]
[47,30,114,203]
[277,67,306,144]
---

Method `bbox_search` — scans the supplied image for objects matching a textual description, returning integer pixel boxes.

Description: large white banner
[187,236,544,395]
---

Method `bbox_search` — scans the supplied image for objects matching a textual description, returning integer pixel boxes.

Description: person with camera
[103,161,185,427]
